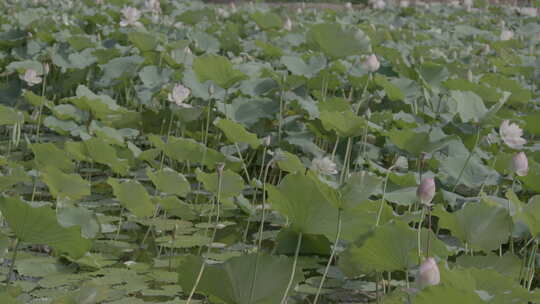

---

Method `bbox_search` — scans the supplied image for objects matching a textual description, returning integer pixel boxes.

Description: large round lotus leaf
[0,196,91,258]
[178,254,303,304]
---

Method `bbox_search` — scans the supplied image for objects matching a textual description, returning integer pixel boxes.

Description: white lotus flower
[362,54,380,73]
[283,17,292,31]
[463,0,473,11]
[373,0,386,9]
[311,156,338,175]
[500,29,514,41]
[20,69,42,86]
[518,7,538,17]
[499,120,526,149]
[216,7,230,18]
[345,2,353,9]
[145,0,161,14]
[512,152,528,177]
[120,7,143,27]
[400,0,410,8]
[168,84,192,108]
[416,258,440,288]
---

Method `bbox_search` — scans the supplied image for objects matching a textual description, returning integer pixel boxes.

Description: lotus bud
[362,54,380,73]
[512,152,528,177]
[263,135,271,147]
[481,44,491,55]
[417,177,436,206]
[283,17,292,31]
[43,63,50,75]
[208,84,215,96]
[467,69,473,82]
[416,258,440,288]
[216,162,225,175]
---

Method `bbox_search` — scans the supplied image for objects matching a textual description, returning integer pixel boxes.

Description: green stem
[527,239,538,290]
[417,207,426,260]
[280,232,302,304]
[5,238,19,285]
[339,137,352,185]
[187,165,224,304]
[257,159,274,250]
[376,166,394,226]
[313,209,342,304]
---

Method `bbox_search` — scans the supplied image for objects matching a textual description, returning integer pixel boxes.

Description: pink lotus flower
[362,54,380,73]
[417,178,435,206]
[19,69,42,86]
[512,152,528,177]
[416,258,440,288]
[499,120,526,149]
[120,7,143,27]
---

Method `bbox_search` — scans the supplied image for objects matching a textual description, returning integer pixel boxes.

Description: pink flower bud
[417,177,435,206]
[416,257,440,288]
[512,152,528,177]
[362,54,380,73]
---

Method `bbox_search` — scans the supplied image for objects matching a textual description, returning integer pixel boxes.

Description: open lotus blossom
[499,120,526,149]
[145,0,161,15]
[20,69,42,86]
[518,7,538,17]
[217,7,230,18]
[373,0,386,9]
[168,84,192,108]
[500,29,514,41]
[463,0,473,11]
[417,177,436,206]
[512,152,528,177]
[363,54,380,73]
[311,156,338,175]
[416,258,440,288]
[120,7,143,27]
[283,17,292,31]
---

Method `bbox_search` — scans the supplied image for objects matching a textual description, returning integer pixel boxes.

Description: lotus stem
[313,209,342,304]
[280,232,302,304]
[187,164,224,303]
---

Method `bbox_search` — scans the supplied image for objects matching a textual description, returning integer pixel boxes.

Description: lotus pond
[0,0,540,303]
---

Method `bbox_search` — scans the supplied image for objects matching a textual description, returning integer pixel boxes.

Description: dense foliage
[0,0,539,303]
